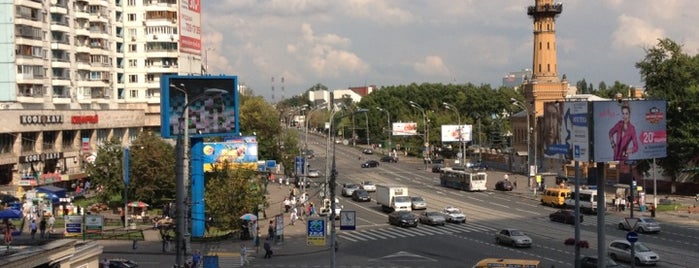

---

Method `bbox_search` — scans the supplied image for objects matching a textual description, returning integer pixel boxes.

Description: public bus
[439,167,488,191]
[471,258,540,268]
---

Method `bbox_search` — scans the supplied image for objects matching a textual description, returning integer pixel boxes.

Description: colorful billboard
[202,137,259,171]
[392,122,418,136]
[160,75,239,139]
[179,0,201,55]
[592,100,666,162]
[543,101,590,161]
[440,125,473,142]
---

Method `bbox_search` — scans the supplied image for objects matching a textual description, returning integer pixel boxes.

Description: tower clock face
[340,211,355,226]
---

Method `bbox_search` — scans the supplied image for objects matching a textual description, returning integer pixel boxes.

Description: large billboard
[543,101,590,161]
[179,0,202,55]
[392,122,418,136]
[202,137,259,171]
[440,125,472,142]
[160,75,239,139]
[592,100,666,162]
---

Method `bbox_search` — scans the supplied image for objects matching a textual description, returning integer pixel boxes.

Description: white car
[617,217,661,233]
[360,181,376,192]
[307,169,320,178]
[341,183,360,197]
[442,206,466,223]
[608,240,659,266]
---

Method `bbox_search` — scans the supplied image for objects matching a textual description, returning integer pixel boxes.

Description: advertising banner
[592,100,667,162]
[543,101,590,161]
[64,215,83,237]
[85,214,104,235]
[178,0,201,55]
[306,217,326,246]
[440,125,473,142]
[392,122,418,136]
[202,137,259,171]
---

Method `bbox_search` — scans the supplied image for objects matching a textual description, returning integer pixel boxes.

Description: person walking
[267,220,275,240]
[29,220,37,240]
[240,243,249,266]
[47,214,55,233]
[290,206,298,225]
[263,238,273,258]
[39,217,47,239]
[192,250,202,268]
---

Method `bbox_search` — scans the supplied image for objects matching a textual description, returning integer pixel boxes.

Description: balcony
[527,3,563,17]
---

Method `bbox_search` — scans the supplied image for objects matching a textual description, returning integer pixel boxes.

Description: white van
[565,188,600,213]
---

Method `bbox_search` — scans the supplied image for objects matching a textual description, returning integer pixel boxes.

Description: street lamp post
[409,101,428,166]
[443,102,464,166]
[174,88,227,267]
[511,98,532,187]
[376,107,391,154]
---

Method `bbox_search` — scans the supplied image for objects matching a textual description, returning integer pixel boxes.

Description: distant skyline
[201,1,699,100]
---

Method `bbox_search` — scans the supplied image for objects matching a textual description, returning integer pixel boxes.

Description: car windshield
[634,243,652,252]
[510,230,525,236]
[641,218,657,223]
[411,197,424,202]
[363,181,374,185]
[425,212,440,216]
[446,208,462,213]
[394,196,411,202]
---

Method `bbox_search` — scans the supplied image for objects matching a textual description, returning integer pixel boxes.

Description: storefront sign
[19,115,64,125]
[19,152,64,163]
[71,114,99,124]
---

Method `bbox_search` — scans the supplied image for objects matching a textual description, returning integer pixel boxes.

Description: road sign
[306,218,326,246]
[626,231,639,243]
[624,217,639,230]
[340,211,356,230]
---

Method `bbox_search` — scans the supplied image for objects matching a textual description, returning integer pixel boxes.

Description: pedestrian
[263,238,273,258]
[192,250,201,267]
[504,173,509,181]
[39,217,47,239]
[119,208,125,227]
[29,219,37,240]
[283,198,291,213]
[240,243,249,266]
[290,207,298,225]
[47,214,55,233]
[513,178,518,189]
[132,238,138,250]
[614,197,620,211]
[100,258,110,268]
[267,220,275,239]
[620,197,627,212]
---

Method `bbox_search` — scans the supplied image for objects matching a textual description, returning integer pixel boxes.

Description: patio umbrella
[0,208,22,219]
[240,213,257,221]
[127,201,150,208]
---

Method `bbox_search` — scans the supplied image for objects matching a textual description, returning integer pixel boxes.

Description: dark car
[424,158,444,164]
[107,258,138,268]
[361,160,380,168]
[549,209,583,224]
[0,194,20,206]
[351,189,371,202]
[380,156,399,163]
[580,256,622,268]
[388,211,418,227]
[431,164,443,173]
[495,180,514,191]
[362,148,374,154]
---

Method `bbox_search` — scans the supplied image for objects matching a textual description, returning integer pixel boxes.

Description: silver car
[495,228,532,248]
[418,211,446,226]
[608,240,659,266]
[442,206,466,223]
[307,169,320,178]
[617,217,661,233]
[341,183,360,197]
[410,196,427,210]
[360,181,377,192]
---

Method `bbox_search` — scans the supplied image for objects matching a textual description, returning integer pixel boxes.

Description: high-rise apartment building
[0,0,202,195]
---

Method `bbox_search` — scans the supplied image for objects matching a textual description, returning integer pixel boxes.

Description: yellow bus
[472,258,540,268]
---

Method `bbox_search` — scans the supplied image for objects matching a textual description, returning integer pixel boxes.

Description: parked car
[293,176,311,188]
[410,196,427,210]
[418,211,446,226]
[495,228,532,248]
[304,149,315,159]
[380,155,399,163]
[0,194,20,206]
[388,211,418,227]
[617,217,661,233]
[495,180,514,191]
[580,256,623,268]
[361,160,380,168]
[442,206,466,223]
[307,169,320,178]
[106,258,139,268]
[431,164,443,173]
[351,189,371,202]
[360,181,377,192]
[549,209,583,224]
[362,148,374,154]
[607,240,659,266]
[341,183,360,197]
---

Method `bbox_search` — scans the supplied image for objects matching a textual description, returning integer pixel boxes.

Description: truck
[318,198,342,219]
[376,185,412,213]
[564,188,600,213]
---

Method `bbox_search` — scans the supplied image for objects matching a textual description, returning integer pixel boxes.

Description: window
[127,0,135,6]
[128,13,136,21]
[129,75,138,83]
[62,130,75,149]
[43,131,57,151]
[128,59,137,67]
[0,133,14,154]
[129,44,136,52]
[21,132,36,153]
[96,129,109,146]
[130,90,138,98]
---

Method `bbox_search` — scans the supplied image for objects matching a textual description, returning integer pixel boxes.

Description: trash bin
[640,205,647,212]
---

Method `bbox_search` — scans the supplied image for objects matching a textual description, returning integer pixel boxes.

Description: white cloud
[611,14,666,50]
[414,56,450,77]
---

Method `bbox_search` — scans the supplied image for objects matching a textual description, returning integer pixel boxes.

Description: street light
[376,107,391,154]
[409,101,428,164]
[511,98,532,187]
[443,102,465,166]
[174,88,228,267]
[301,103,326,194]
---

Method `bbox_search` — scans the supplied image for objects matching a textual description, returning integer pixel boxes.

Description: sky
[201,0,699,101]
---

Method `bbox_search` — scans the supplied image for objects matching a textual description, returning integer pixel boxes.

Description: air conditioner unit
[170,35,174,41]
[131,36,136,41]
[142,21,146,26]
[153,35,157,40]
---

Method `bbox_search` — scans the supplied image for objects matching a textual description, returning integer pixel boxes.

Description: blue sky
[201,1,699,100]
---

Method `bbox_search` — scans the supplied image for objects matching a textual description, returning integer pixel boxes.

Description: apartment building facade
[0,0,202,195]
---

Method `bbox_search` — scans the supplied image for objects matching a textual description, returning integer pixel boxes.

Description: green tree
[85,137,125,205]
[129,132,176,205]
[205,166,266,230]
[635,38,699,182]
[239,95,283,159]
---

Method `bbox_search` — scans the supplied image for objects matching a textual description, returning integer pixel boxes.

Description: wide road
[297,132,699,267]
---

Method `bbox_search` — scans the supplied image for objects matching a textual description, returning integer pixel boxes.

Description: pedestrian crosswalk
[337,222,497,243]
[204,244,244,267]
